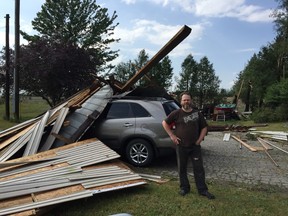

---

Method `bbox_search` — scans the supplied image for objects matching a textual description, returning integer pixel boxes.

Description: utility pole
[5,14,10,120]
[13,0,20,121]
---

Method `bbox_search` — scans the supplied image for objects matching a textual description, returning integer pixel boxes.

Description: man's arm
[162,120,180,145]
[196,126,207,145]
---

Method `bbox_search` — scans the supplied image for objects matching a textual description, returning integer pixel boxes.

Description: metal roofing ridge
[40,107,70,152]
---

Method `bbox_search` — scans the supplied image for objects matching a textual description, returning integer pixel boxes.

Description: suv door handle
[123,123,133,127]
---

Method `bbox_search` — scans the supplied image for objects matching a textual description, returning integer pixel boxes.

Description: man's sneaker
[199,191,215,199]
[179,189,189,196]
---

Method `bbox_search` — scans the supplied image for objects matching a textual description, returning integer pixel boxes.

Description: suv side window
[131,103,151,117]
[106,102,133,119]
[162,101,179,116]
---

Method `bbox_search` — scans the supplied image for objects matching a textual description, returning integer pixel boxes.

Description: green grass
[0,96,50,130]
[47,179,288,216]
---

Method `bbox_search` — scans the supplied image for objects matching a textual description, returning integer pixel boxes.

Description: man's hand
[170,134,181,145]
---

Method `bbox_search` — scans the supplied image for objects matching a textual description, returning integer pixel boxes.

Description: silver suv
[94,97,179,166]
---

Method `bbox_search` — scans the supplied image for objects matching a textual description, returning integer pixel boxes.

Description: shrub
[251,105,288,123]
[251,108,275,123]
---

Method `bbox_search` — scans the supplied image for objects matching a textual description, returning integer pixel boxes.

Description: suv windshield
[162,101,179,116]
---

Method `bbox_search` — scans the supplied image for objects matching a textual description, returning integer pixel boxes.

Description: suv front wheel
[125,139,154,167]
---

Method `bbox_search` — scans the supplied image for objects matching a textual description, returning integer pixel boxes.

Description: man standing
[162,92,215,199]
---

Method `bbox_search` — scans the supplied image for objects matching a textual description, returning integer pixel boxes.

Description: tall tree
[0,48,14,95]
[196,56,220,108]
[19,39,96,106]
[272,0,288,80]
[18,0,119,106]
[113,50,174,90]
[143,56,173,90]
[112,60,135,84]
[21,0,119,71]
[176,54,198,92]
[237,45,278,109]
[176,55,220,108]
[133,49,150,87]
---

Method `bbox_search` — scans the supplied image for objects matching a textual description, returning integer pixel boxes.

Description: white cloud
[115,19,206,46]
[121,0,274,23]
[188,0,274,22]
[235,48,257,53]
[121,0,136,5]
[111,19,207,63]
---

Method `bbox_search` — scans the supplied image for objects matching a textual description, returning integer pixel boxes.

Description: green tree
[144,56,173,90]
[18,0,119,106]
[113,49,173,90]
[271,0,288,80]
[176,54,198,92]
[133,49,149,87]
[238,45,278,110]
[176,55,220,108]
[196,56,220,108]
[21,0,119,71]
[112,60,135,84]
[0,48,14,95]
[265,78,288,105]
[19,39,96,106]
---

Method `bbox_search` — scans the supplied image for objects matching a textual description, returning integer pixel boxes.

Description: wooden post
[5,14,10,120]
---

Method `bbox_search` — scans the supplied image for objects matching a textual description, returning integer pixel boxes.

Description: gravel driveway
[137,132,288,190]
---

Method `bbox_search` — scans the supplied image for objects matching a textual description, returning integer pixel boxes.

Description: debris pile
[0,138,146,216]
[0,81,113,162]
[223,131,288,168]
[208,123,268,132]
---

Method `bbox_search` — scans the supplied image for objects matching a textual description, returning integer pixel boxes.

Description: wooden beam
[120,25,191,92]
[257,137,273,150]
[231,135,257,152]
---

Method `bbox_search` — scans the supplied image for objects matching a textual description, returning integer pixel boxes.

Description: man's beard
[182,104,191,110]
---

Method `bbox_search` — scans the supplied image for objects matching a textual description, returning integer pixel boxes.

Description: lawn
[47,179,288,216]
[0,96,50,130]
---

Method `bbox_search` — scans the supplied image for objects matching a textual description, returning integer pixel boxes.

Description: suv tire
[125,139,154,167]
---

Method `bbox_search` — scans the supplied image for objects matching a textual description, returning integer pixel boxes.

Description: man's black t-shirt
[165,109,207,147]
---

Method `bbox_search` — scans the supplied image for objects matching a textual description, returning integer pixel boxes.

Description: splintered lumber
[264,149,279,167]
[0,117,41,139]
[257,137,279,167]
[259,138,288,155]
[231,135,257,152]
[0,124,36,151]
[257,137,273,150]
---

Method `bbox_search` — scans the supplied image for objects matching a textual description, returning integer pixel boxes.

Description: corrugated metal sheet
[23,111,51,156]
[53,84,113,148]
[40,107,70,151]
[0,83,113,162]
[0,138,146,215]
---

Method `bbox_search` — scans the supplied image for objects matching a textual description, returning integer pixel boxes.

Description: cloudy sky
[0,0,278,90]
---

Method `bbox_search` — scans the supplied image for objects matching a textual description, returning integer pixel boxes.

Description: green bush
[251,108,272,123]
[251,105,288,123]
[274,104,288,121]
